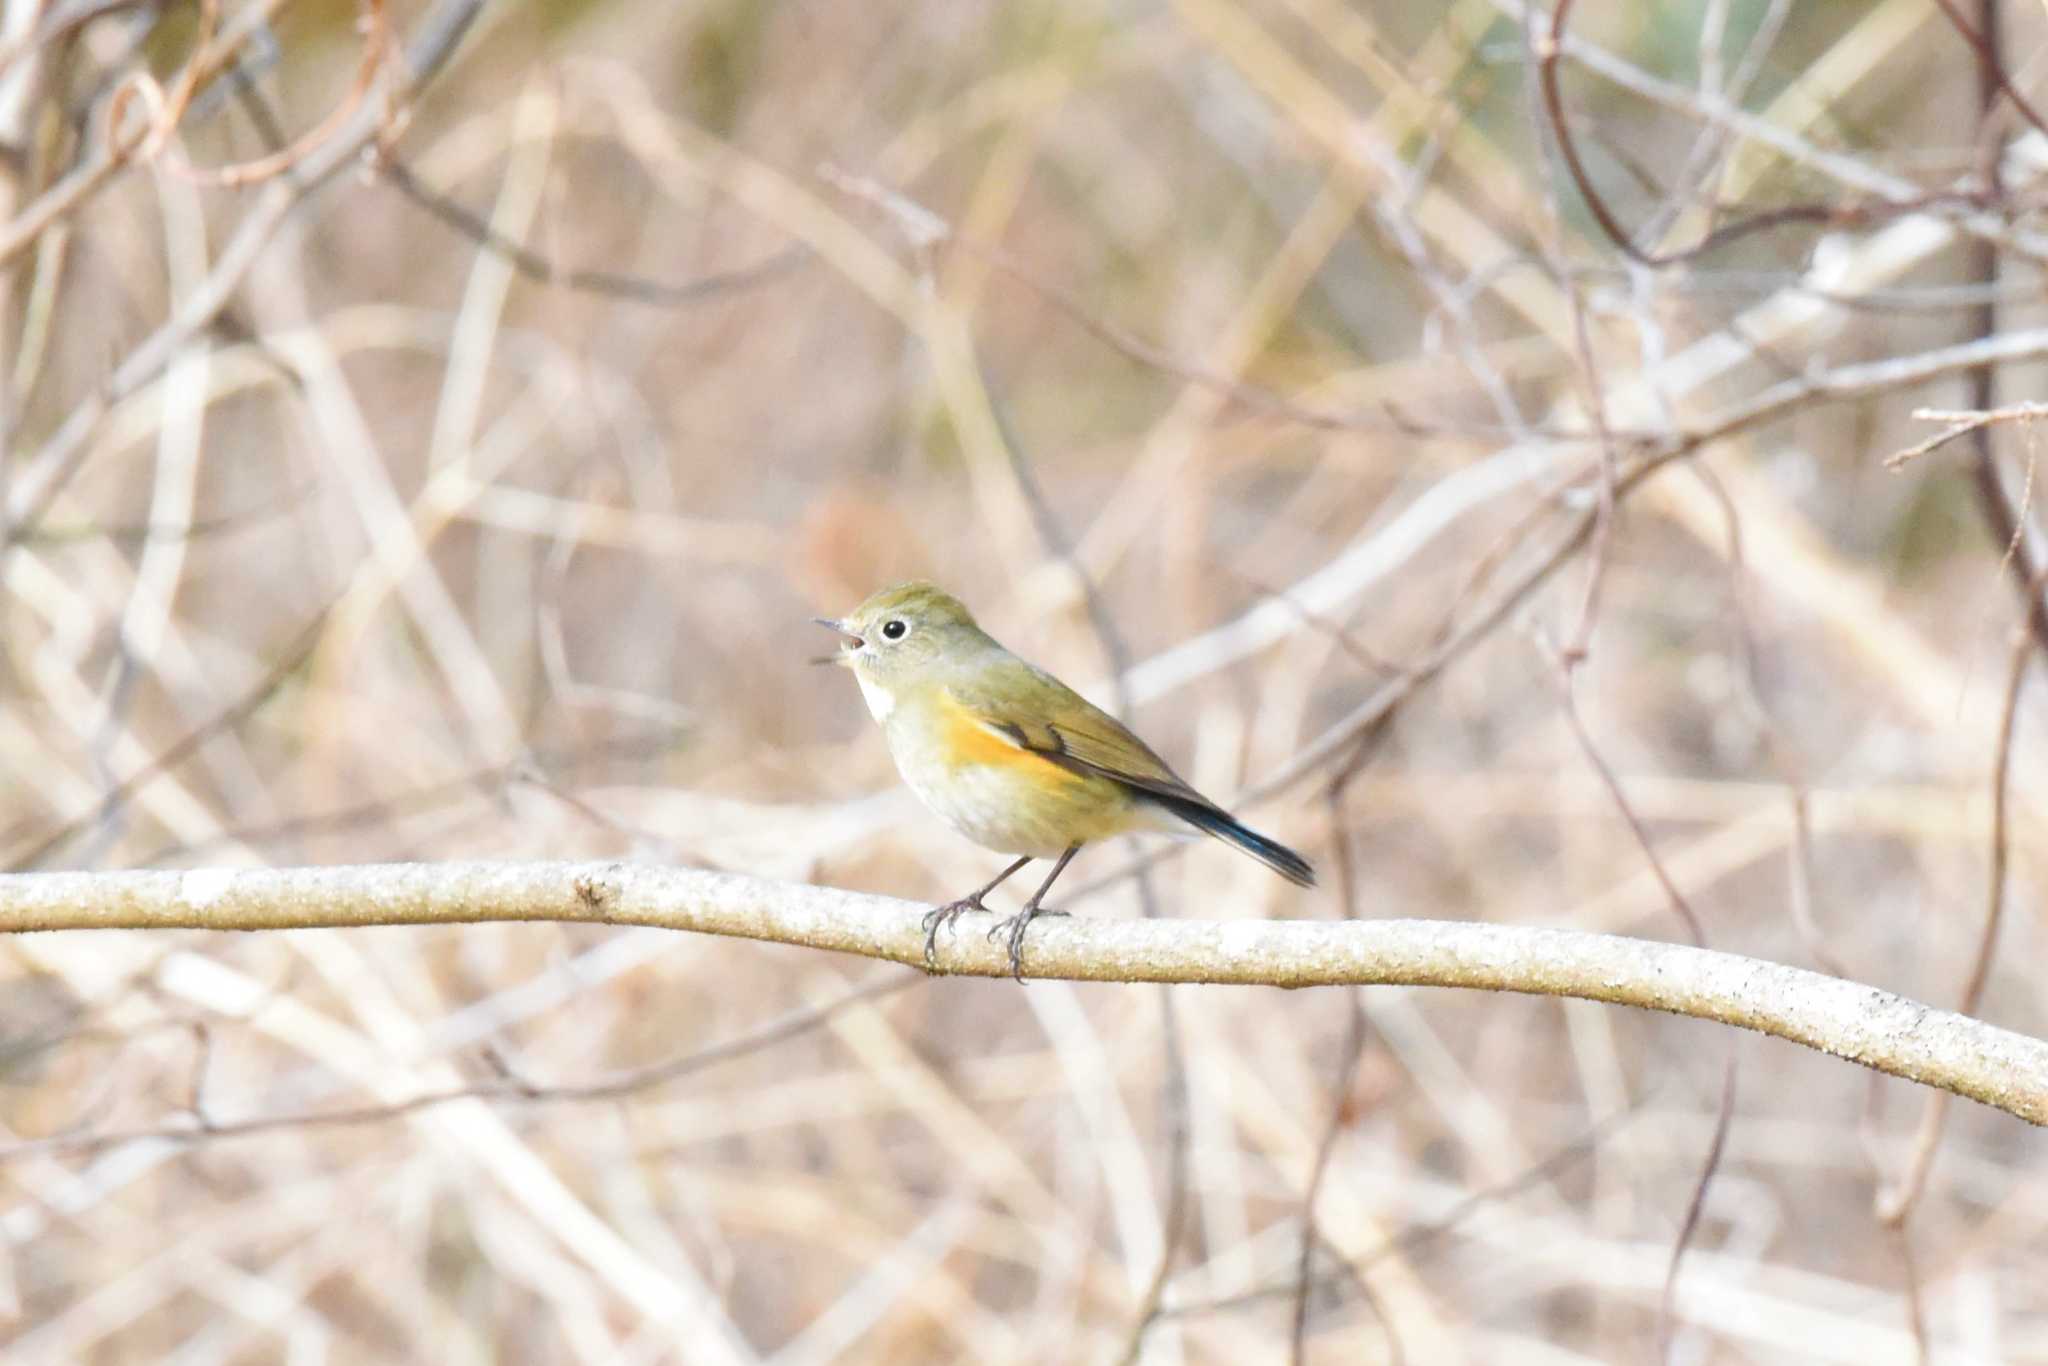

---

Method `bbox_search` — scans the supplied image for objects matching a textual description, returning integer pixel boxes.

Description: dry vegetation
[4,0,2048,1360]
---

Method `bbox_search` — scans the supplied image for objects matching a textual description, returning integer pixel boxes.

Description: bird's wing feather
[943,662,1220,812]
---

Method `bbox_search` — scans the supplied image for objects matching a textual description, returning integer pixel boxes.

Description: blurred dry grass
[4,0,2048,1360]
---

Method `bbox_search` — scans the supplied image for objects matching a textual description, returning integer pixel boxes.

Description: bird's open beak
[811,617,862,666]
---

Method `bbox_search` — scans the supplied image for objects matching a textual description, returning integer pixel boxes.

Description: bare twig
[1547,646,1735,1360]
[377,155,808,306]
[168,0,393,189]
[1944,9,2048,662]
[1154,1104,1647,1320]
[1875,619,2031,1223]
[824,163,1450,438]
[1929,0,2048,141]
[0,969,919,1164]
[1291,722,1397,1364]
[1886,401,2048,468]
[5,608,332,871]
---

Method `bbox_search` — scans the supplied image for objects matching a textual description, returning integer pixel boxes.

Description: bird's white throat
[854,670,897,722]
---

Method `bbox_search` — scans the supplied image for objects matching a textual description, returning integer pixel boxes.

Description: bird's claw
[922,896,990,970]
[987,906,1068,981]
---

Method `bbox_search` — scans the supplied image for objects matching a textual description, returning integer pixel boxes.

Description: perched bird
[816,581,1314,977]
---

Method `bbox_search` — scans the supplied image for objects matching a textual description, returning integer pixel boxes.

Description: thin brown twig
[108,0,221,167]
[0,969,919,1166]
[1290,999,1367,1363]
[377,155,809,306]
[1950,0,2048,670]
[166,0,394,189]
[1875,613,2031,1225]
[1663,1054,1736,1356]
[1885,401,2048,468]
[1161,1104,1639,1322]
[958,233,1380,433]
[1234,572,1415,678]
[130,734,679,866]
[1291,723,1402,1366]
[1895,1228,1931,1366]
[4,606,334,871]
[1993,442,2037,594]
[1688,460,1848,980]
[1522,0,1619,668]
[824,164,1466,439]
[1531,3,1622,667]
[1928,0,2048,141]
[1547,646,1732,1361]
[1780,789,1847,973]
[182,1019,216,1126]
[1557,293,1617,666]
[16,483,307,547]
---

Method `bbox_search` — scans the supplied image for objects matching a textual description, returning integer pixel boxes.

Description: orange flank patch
[927,696,1142,846]
[938,701,1081,783]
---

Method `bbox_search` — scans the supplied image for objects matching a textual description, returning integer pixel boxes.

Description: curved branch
[0,861,2043,1126]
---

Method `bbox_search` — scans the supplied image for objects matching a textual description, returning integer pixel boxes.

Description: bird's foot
[987,905,1069,982]
[922,895,992,970]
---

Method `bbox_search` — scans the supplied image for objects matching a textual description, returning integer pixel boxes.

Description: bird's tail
[1152,796,1316,887]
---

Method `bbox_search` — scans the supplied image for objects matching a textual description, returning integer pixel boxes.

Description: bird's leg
[988,844,1080,981]
[923,856,1033,969]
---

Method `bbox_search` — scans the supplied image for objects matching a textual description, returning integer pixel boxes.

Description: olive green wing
[945,658,1318,887]
[943,659,1219,812]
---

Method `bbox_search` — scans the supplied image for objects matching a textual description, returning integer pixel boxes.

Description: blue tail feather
[1151,797,1316,887]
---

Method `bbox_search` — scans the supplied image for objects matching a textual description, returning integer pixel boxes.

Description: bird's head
[814,581,986,713]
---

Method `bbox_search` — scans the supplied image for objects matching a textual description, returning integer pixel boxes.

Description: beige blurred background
[3,0,2047,1359]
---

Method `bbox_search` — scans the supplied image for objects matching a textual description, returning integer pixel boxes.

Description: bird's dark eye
[881,619,908,641]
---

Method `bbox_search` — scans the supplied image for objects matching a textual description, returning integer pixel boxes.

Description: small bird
[816,582,1315,977]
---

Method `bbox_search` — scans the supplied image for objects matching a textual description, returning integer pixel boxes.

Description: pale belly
[898,753,1130,857]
